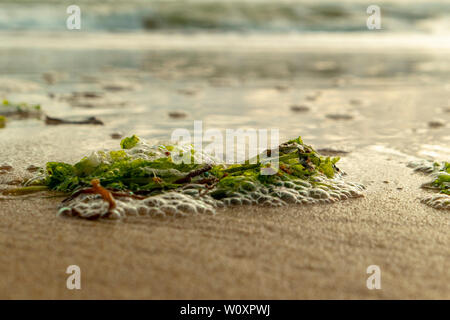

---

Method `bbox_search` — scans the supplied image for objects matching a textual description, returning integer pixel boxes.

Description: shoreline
[1,31,450,52]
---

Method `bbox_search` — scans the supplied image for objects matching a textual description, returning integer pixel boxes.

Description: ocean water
[0,0,449,34]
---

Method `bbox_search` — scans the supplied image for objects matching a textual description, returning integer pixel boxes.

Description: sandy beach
[1,45,449,299]
[1,147,449,299]
[1,0,450,300]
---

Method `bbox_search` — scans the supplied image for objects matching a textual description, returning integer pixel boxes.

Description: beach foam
[58,172,364,219]
[408,160,450,210]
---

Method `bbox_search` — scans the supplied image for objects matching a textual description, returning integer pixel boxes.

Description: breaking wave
[0,0,449,34]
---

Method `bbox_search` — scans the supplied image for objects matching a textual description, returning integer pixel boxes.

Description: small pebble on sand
[428,120,445,128]
[290,105,310,113]
[317,148,350,156]
[0,164,13,171]
[169,111,187,119]
[102,81,137,92]
[111,132,123,139]
[26,165,40,172]
[0,163,13,174]
[81,92,103,99]
[325,114,354,120]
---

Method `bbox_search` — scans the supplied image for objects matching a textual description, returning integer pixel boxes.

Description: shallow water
[1,0,449,34]
[0,0,449,169]
[1,32,449,169]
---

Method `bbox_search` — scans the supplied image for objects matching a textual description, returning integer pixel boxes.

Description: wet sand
[0,149,448,299]
[0,31,449,299]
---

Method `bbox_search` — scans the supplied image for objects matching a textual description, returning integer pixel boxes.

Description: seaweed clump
[0,100,42,119]
[23,135,364,219]
[409,161,450,210]
[27,136,340,194]
[432,162,450,195]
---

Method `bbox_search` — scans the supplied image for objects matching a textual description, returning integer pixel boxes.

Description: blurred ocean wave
[0,0,449,34]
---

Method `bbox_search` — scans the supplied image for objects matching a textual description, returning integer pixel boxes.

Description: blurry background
[0,0,449,164]
[1,0,449,33]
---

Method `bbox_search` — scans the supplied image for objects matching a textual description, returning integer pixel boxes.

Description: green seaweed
[120,134,140,149]
[431,162,450,195]
[0,115,6,128]
[24,135,342,199]
[0,100,42,118]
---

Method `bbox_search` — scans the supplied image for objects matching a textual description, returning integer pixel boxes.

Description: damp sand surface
[0,148,449,299]
[0,32,450,299]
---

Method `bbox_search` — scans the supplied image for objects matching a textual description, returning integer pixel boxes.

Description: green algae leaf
[120,135,140,149]
[419,162,450,195]
[433,162,450,195]
[286,136,303,145]
[45,162,78,191]
[318,157,338,179]
[0,115,6,128]
[109,150,129,161]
